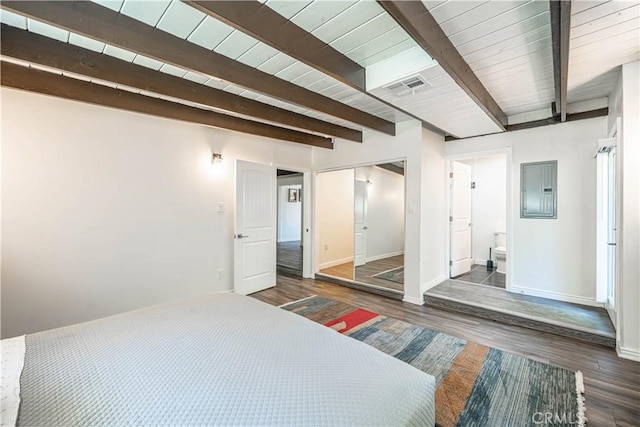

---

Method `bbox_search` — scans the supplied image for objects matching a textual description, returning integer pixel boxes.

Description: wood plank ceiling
[0,0,637,146]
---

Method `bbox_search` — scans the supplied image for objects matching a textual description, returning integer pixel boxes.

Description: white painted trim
[510,285,604,308]
[319,256,354,270]
[616,344,640,362]
[366,251,404,263]
[403,294,424,305]
[422,274,445,293]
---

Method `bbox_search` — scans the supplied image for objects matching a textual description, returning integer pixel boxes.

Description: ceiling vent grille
[384,75,430,97]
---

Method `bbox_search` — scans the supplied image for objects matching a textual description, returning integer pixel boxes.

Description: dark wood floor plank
[252,275,640,427]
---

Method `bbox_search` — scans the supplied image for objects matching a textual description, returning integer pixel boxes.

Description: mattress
[6,293,435,426]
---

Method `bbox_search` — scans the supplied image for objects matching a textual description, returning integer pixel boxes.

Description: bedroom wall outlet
[324,244,328,251]
[216,202,225,214]
[217,269,224,280]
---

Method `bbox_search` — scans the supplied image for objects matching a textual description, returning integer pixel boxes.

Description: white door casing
[234,160,276,295]
[450,161,472,277]
[354,180,368,267]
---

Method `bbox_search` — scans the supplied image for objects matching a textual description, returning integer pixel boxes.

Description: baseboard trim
[616,344,640,362]
[319,256,354,270]
[366,251,404,263]
[510,285,604,308]
[422,275,445,293]
[403,295,424,305]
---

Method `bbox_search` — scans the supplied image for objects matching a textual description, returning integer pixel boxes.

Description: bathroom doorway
[447,152,509,290]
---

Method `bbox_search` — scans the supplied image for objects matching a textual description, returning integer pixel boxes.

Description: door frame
[272,162,313,279]
[445,148,513,291]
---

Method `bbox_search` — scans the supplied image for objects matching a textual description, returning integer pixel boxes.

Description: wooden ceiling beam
[184,0,365,91]
[184,0,448,137]
[550,0,572,122]
[0,1,395,136]
[377,0,508,131]
[1,61,333,149]
[0,25,361,143]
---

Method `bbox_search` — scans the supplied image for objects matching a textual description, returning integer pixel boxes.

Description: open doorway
[449,154,508,290]
[276,169,304,276]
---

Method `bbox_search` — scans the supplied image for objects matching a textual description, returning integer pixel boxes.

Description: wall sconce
[212,153,223,164]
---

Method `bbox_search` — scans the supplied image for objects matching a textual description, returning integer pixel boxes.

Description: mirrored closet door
[316,162,405,294]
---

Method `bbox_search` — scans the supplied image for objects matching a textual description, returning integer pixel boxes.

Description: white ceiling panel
[257,52,299,75]
[568,0,639,103]
[187,16,235,50]
[275,61,316,81]
[329,13,398,53]
[27,19,69,42]
[572,0,637,27]
[159,63,188,78]
[237,43,281,68]
[68,33,106,53]
[456,15,550,62]
[120,0,170,27]
[426,0,488,23]
[288,1,357,32]
[203,78,227,90]
[133,55,164,71]
[103,44,137,62]
[427,0,553,116]
[311,1,384,44]
[440,1,530,36]
[291,69,330,88]
[265,1,312,19]
[0,9,27,29]
[156,1,206,39]
[571,3,639,38]
[214,31,260,60]
[345,27,411,63]
[92,1,124,12]
[359,39,418,67]
[449,1,549,47]
[183,71,209,85]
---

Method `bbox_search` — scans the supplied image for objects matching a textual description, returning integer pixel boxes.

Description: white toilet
[494,231,507,274]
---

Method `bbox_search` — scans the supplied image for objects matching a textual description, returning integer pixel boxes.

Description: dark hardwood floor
[276,240,303,272]
[318,255,404,292]
[355,254,404,292]
[252,275,640,427]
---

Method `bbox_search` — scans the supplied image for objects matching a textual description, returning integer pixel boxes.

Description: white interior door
[234,160,276,295]
[354,180,368,267]
[450,161,472,277]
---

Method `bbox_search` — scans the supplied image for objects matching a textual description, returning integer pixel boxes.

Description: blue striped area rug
[281,296,586,427]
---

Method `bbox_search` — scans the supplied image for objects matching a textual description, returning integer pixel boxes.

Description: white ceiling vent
[384,75,430,97]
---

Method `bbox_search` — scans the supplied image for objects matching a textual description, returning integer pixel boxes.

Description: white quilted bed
[1,293,435,426]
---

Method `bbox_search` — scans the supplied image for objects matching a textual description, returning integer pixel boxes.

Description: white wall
[277,175,302,242]
[420,128,447,295]
[354,166,404,261]
[460,155,507,263]
[316,169,354,269]
[609,61,640,361]
[447,117,607,306]
[1,88,313,338]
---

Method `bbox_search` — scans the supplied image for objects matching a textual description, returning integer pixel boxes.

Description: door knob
[362,226,368,230]
[234,234,249,239]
